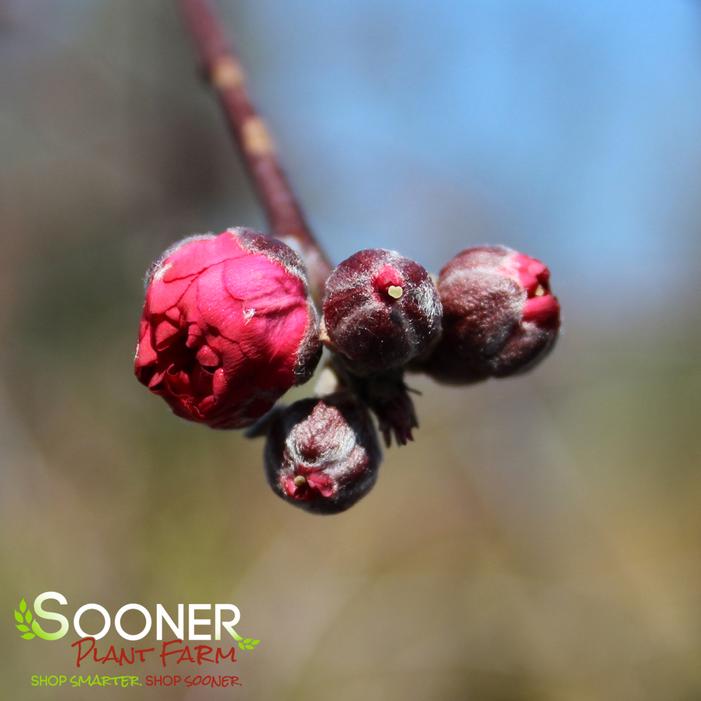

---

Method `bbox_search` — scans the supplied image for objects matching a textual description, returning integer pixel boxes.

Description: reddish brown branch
[178,0,333,299]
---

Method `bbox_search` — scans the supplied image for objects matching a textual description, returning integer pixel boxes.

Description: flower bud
[321,249,442,375]
[134,228,321,428]
[264,395,381,515]
[422,245,560,383]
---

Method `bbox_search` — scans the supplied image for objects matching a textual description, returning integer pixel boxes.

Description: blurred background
[2,1,701,699]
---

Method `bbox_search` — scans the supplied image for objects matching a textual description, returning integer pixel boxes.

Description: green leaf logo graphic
[14,598,35,640]
[228,627,261,651]
[237,637,261,651]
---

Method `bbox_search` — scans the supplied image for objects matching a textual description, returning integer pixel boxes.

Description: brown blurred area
[1,2,701,700]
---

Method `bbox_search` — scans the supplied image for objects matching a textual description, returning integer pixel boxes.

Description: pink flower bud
[264,395,381,514]
[134,228,321,428]
[321,249,442,375]
[422,245,560,383]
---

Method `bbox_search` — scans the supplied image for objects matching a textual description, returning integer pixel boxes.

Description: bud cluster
[135,231,560,515]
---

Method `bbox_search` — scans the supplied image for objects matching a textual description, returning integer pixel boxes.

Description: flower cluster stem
[178,0,333,301]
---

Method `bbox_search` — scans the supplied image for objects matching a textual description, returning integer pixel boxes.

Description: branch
[178,0,333,300]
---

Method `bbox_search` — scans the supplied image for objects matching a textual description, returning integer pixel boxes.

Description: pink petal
[196,344,219,368]
[154,319,180,350]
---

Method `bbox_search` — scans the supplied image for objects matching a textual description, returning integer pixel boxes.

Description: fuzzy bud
[321,249,442,375]
[134,228,321,428]
[264,395,382,515]
[422,245,560,383]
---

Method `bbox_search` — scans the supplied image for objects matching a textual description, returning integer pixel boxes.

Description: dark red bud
[421,245,560,384]
[321,249,442,376]
[264,394,382,515]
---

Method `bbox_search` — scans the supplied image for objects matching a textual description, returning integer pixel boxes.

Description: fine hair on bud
[264,394,382,515]
[321,248,442,376]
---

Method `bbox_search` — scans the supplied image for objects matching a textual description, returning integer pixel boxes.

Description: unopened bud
[134,228,321,428]
[321,248,442,375]
[264,395,382,514]
[421,245,560,383]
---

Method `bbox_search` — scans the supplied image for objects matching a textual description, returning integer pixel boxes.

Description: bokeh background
[2,1,701,699]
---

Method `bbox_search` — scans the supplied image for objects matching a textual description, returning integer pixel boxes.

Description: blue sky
[9,0,698,320]
[221,0,701,319]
